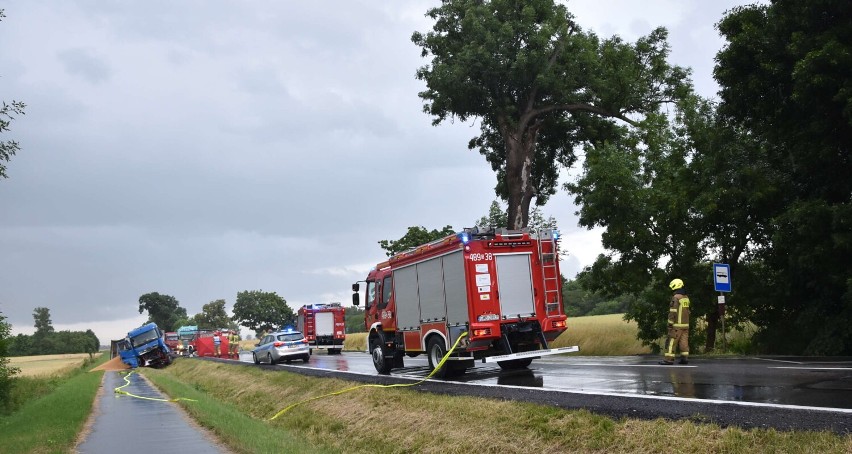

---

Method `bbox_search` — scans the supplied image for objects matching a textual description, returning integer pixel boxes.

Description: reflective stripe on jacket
[668,293,690,328]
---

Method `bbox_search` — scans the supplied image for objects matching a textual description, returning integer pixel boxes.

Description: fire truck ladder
[537,229,561,317]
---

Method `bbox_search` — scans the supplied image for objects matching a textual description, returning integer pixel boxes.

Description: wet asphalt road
[78,371,228,454]
[225,350,852,433]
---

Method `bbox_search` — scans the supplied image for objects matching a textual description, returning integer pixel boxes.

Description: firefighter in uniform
[660,278,690,365]
[228,330,240,358]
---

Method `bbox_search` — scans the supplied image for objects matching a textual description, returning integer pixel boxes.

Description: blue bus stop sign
[714,263,731,292]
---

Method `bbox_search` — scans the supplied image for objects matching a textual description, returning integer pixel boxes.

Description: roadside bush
[0,310,20,411]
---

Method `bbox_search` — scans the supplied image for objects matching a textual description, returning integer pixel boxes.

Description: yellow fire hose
[114,370,197,403]
[269,332,468,421]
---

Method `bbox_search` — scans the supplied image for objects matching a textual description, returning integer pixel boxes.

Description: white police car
[252,329,311,364]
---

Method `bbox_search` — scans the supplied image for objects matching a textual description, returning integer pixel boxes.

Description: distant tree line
[5,307,99,357]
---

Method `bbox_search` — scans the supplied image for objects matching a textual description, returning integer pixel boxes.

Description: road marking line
[769,367,852,371]
[538,362,696,368]
[754,358,804,364]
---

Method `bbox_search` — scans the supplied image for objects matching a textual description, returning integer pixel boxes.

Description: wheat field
[8,353,101,377]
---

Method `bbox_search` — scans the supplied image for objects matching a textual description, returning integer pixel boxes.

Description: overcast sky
[1,1,755,343]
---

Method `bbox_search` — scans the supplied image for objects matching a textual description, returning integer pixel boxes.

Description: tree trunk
[504,126,537,230]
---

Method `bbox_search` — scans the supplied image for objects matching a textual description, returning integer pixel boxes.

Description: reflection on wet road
[239,351,852,410]
[78,371,229,453]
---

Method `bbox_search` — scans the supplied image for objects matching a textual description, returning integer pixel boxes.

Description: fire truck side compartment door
[495,253,535,319]
[444,251,469,326]
[393,265,420,331]
[417,257,445,323]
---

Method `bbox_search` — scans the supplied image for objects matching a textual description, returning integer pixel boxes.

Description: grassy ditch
[144,359,851,454]
[0,353,106,453]
[344,313,648,356]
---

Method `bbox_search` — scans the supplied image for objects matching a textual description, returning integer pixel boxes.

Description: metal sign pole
[714,263,731,353]
[719,293,727,352]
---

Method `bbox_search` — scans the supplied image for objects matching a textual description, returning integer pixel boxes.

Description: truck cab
[123,322,173,368]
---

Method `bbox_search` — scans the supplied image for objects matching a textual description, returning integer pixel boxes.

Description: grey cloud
[57,48,110,84]
[0,0,755,344]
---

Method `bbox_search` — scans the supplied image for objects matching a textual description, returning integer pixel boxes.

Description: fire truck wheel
[370,337,393,375]
[267,353,275,365]
[427,337,451,378]
[497,358,533,370]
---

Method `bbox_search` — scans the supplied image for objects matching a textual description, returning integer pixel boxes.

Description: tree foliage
[413,0,690,228]
[6,308,99,357]
[0,10,26,180]
[194,299,236,330]
[475,199,557,232]
[32,307,54,338]
[233,290,294,337]
[0,309,19,411]
[567,94,771,352]
[345,306,366,334]
[568,0,852,355]
[138,292,187,332]
[713,0,852,354]
[378,225,455,257]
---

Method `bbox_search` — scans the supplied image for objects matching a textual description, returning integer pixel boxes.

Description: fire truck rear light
[477,313,500,322]
[552,320,566,329]
[472,328,491,337]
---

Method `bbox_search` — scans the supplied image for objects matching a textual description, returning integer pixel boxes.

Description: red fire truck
[297,303,346,354]
[164,331,180,351]
[352,226,577,377]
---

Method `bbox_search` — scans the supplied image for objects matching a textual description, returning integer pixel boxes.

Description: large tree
[413,0,690,228]
[0,10,25,180]
[232,290,294,337]
[714,0,852,354]
[194,299,236,330]
[138,292,187,332]
[32,307,54,338]
[568,93,776,352]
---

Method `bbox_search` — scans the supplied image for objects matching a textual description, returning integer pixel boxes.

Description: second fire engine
[296,303,346,354]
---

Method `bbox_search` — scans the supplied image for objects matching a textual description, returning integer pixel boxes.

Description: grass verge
[142,366,328,454]
[145,359,851,454]
[0,353,106,453]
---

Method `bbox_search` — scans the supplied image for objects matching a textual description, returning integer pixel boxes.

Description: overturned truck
[116,322,173,368]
